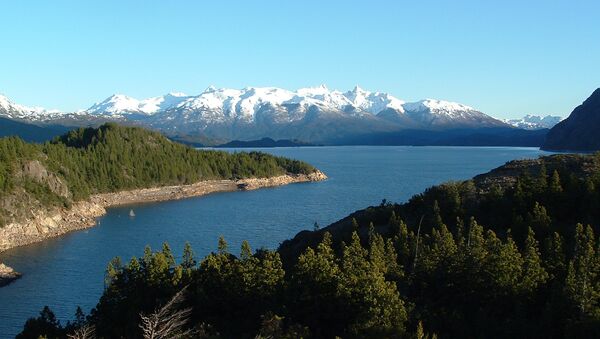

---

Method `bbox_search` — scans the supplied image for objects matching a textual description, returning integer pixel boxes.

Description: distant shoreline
[0,171,327,259]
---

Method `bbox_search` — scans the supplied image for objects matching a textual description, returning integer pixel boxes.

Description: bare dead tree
[67,323,96,339]
[413,215,424,270]
[139,286,194,339]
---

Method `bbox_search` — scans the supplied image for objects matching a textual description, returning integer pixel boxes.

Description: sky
[0,0,599,119]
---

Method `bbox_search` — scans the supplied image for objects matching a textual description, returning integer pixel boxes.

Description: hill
[542,88,600,151]
[0,123,318,227]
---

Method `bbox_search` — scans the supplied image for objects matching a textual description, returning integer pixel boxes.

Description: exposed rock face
[0,200,105,252]
[20,160,71,198]
[542,88,600,151]
[0,171,327,253]
[237,171,328,190]
[0,263,22,287]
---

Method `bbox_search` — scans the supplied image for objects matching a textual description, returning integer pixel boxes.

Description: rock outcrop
[0,200,105,252]
[0,263,21,287]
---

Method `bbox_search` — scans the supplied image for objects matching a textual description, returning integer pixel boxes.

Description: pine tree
[537,163,548,192]
[181,242,196,282]
[392,217,411,267]
[368,232,387,275]
[161,242,176,267]
[341,232,407,336]
[549,170,563,194]
[520,227,548,294]
[105,257,123,287]
[351,217,359,232]
[218,236,228,255]
[291,232,343,337]
[543,232,566,281]
[565,224,598,317]
[483,230,522,294]
[527,202,552,238]
[431,200,445,229]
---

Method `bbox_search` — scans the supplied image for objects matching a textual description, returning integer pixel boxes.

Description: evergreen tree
[544,232,566,281]
[520,227,548,294]
[565,224,598,317]
[549,170,564,194]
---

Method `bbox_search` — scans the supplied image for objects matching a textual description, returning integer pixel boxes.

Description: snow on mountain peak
[87,92,192,115]
[203,85,217,93]
[0,93,63,119]
[83,86,422,119]
[0,94,11,109]
[1,86,500,128]
[167,92,187,97]
[87,94,142,115]
[504,114,563,130]
[403,99,476,114]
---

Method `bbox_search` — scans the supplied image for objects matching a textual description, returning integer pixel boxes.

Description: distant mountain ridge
[216,137,317,148]
[504,115,562,130]
[0,87,550,145]
[0,117,72,142]
[542,88,600,151]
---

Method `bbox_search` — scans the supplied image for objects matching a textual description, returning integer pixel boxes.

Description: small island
[0,263,21,287]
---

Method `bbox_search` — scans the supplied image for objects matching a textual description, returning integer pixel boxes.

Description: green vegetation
[17,153,600,338]
[0,123,316,226]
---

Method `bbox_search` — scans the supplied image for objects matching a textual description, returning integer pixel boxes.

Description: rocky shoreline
[0,171,327,255]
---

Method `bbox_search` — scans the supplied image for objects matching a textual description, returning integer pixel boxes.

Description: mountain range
[503,115,563,130]
[0,86,562,145]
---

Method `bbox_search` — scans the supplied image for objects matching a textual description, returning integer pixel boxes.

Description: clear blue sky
[1,0,598,118]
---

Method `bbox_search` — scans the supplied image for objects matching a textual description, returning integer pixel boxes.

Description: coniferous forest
[0,123,315,226]
[16,153,600,338]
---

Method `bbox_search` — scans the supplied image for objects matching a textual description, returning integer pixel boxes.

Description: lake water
[0,146,550,337]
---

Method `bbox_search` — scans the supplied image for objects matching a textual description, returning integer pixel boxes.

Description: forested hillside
[17,153,600,338]
[0,123,316,226]
[0,117,72,142]
[543,88,600,151]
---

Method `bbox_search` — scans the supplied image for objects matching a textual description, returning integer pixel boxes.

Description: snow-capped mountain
[87,92,190,116]
[85,85,407,120]
[402,99,503,128]
[0,94,63,120]
[504,115,563,130]
[0,86,511,142]
[83,85,504,126]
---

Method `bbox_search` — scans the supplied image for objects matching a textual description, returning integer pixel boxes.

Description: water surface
[0,146,549,337]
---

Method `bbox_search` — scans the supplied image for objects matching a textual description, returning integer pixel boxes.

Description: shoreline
[0,171,327,275]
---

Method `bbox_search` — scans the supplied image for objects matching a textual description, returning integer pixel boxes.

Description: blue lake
[0,146,550,337]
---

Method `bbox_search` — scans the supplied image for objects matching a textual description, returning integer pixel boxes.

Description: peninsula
[0,123,326,284]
